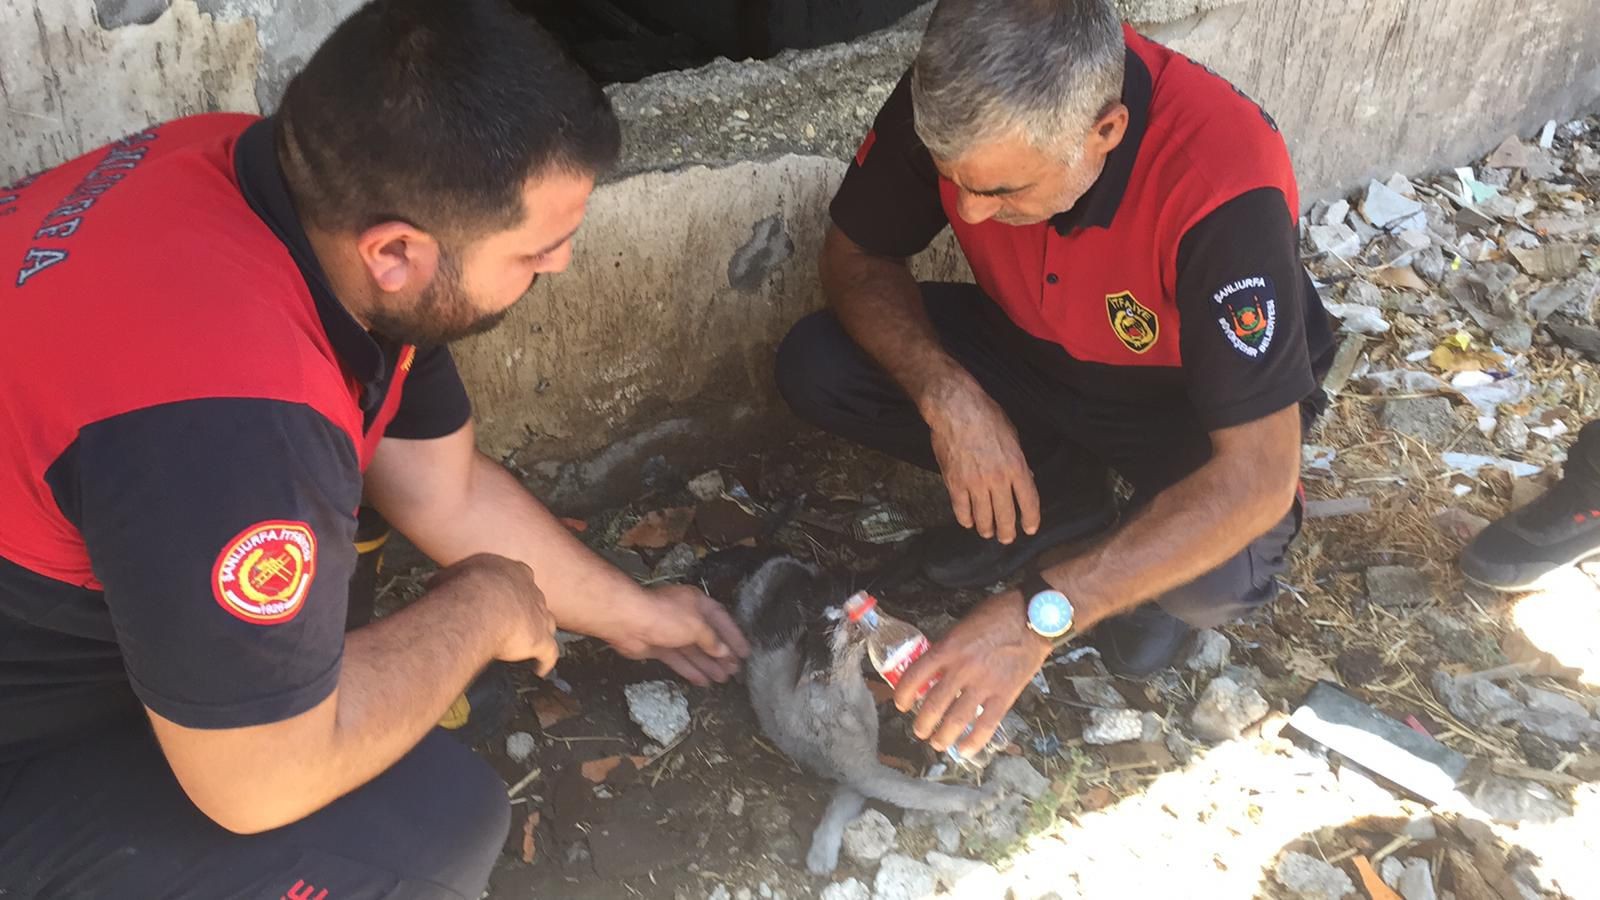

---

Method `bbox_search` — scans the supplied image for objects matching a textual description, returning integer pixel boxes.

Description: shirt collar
[233,116,389,402]
[1050,46,1153,237]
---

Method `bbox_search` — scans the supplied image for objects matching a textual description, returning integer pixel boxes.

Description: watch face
[1027,590,1074,638]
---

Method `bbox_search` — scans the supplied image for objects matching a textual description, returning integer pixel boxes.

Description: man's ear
[1086,103,1130,157]
[355,221,441,295]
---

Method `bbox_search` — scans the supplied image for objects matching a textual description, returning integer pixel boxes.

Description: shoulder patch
[854,129,878,167]
[1106,291,1159,354]
[1212,275,1277,358]
[212,520,318,624]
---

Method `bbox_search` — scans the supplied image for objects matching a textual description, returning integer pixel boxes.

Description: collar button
[1046,273,1060,285]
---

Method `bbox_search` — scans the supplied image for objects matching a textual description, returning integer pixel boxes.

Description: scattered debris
[521,810,541,864]
[580,755,650,784]
[925,851,1003,897]
[872,854,939,900]
[988,756,1049,801]
[1364,566,1433,607]
[841,809,897,865]
[1395,858,1436,900]
[1288,682,1468,806]
[1378,397,1458,445]
[1306,497,1375,519]
[619,507,695,549]
[1185,629,1232,673]
[651,542,699,581]
[505,731,538,765]
[1190,676,1269,742]
[819,879,869,900]
[624,680,690,745]
[1274,850,1356,899]
[1352,854,1402,900]
[1082,707,1145,745]
[686,469,727,502]
[1468,774,1573,824]
[1071,676,1128,708]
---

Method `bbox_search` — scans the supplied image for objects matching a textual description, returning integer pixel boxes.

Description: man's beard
[366,252,519,346]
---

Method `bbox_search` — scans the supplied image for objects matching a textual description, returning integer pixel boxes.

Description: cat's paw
[805,841,841,876]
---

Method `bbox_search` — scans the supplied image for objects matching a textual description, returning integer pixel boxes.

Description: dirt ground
[377,118,1600,900]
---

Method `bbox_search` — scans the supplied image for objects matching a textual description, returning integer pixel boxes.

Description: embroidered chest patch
[1105,291,1160,354]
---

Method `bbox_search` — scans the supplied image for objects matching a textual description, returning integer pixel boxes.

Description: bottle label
[877,635,931,688]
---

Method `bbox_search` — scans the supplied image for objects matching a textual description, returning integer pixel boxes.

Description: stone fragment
[1491,319,1533,352]
[1363,179,1427,232]
[624,681,690,745]
[708,886,731,900]
[1083,708,1145,745]
[651,542,699,581]
[1380,856,1405,890]
[842,808,897,864]
[505,731,537,765]
[819,879,869,900]
[1455,205,1497,232]
[925,852,1004,897]
[686,469,727,501]
[1190,676,1269,742]
[1433,508,1491,541]
[1527,273,1600,323]
[1469,774,1572,824]
[1508,708,1600,744]
[1308,223,1362,258]
[1365,566,1433,607]
[1185,629,1232,673]
[1430,672,1520,727]
[1519,686,1591,719]
[989,756,1049,801]
[874,854,939,900]
[1511,243,1583,279]
[1344,279,1383,307]
[1321,199,1351,226]
[1071,676,1127,708]
[1397,858,1437,900]
[1546,321,1600,360]
[1486,135,1532,169]
[1378,396,1456,445]
[934,820,962,854]
[1493,416,1530,453]
[726,793,745,816]
[1141,711,1165,743]
[1274,851,1356,899]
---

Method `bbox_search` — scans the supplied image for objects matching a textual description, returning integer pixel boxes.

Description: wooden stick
[507,767,543,799]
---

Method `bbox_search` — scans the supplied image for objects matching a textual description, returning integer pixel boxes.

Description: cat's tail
[844,762,993,814]
[805,784,867,875]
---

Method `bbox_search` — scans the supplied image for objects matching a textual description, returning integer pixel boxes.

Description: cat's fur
[732,555,993,874]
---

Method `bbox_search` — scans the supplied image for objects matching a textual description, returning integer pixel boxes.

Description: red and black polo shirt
[832,25,1334,442]
[0,115,472,761]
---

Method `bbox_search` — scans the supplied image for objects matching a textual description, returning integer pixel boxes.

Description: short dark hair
[276,0,621,237]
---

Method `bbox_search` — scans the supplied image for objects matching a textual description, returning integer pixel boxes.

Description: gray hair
[912,0,1126,163]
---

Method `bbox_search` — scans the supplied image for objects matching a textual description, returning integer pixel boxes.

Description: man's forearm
[1046,452,1296,630]
[821,228,967,411]
[394,454,644,639]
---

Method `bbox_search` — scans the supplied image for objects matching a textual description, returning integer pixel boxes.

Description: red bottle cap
[844,591,878,622]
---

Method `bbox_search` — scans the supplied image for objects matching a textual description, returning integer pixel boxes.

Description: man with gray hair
[777,0,1333,760]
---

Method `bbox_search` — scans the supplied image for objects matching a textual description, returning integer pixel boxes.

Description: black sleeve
[1176,187,1319,430]
[48,398,361,729]
[385,344,472,439]
[828,70,949,258]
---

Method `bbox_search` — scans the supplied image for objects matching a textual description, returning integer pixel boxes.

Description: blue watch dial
[1027,590,1074,638]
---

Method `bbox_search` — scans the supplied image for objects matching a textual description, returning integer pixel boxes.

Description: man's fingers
[970,483,996,540]
[990,484,1018,544]
[930,691,984,753]
[657,649,711,687]
[910,666,962,740]
[894,647,945,713]
[957,696,1009,758]
[533,640,560,678]
[699,597,752,658]
[948,482,974,529]
[1015,472,1042,537]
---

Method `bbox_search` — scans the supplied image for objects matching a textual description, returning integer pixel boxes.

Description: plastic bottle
[843,591,1010,769]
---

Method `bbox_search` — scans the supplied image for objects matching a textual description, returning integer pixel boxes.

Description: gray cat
[732,556,995,874]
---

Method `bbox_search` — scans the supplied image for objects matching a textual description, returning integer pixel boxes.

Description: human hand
[605,584,752,687]
[429,553,560,676]
[921,376,1040,544]
[893,590,1051,758]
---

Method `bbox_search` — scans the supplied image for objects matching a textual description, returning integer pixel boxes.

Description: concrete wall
[3,0,1598,506]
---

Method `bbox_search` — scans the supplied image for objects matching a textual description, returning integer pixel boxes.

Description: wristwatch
[1018,571,1076,649]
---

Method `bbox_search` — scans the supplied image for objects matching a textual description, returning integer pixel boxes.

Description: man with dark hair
[777,0,1333,761]
[0,1,747,896]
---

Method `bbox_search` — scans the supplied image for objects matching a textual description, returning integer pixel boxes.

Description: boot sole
[1460,544,1600,593]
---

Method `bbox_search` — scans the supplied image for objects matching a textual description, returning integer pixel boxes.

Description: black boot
[920,484,1117,589]
[1460,420,1600,591]
[1090,603,1195,678]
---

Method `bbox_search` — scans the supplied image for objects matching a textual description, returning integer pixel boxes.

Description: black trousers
[775,282,1302,629]
[0,514,508,900]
